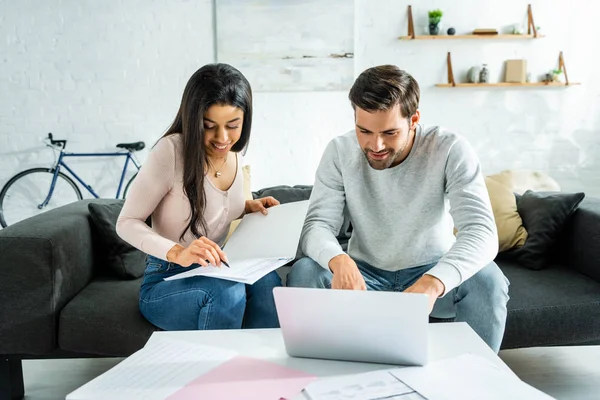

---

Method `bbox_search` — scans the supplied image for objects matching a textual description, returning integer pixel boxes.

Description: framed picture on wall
[216,0,355,92]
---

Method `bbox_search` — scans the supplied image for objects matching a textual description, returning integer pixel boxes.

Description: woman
[116,63,282,330]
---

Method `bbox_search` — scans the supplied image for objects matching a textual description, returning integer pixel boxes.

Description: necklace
[208,154,228,178]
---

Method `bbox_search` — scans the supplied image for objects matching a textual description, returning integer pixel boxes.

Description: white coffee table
[146,321,512,378]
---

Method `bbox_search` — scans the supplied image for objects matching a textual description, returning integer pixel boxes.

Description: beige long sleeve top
[116,134,245,261]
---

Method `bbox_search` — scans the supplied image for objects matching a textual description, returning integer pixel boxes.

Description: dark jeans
[139,255,282,330]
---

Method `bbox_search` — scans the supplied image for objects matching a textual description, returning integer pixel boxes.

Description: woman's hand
[166,237,228,267]
[245,196,280,215]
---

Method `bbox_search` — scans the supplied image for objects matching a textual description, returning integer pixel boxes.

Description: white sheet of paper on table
[165,200,309,284]
[390,353,556,400]
[66,337,237,400]
[302,353,555,400]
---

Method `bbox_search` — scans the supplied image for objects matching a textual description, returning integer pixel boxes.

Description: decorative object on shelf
[467,66,480,83]
[548,69,563,82]
[511,24,524,35]
[447,27,456,36]
[505,60,527,83]
[400,4,543,40]
[526,73,532,83]
[479,64,490,83]
[473,29,498,36]
[436,52,580,87]
[428,9,443,35]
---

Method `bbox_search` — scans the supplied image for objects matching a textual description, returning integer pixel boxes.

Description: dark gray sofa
[1,187,600,399]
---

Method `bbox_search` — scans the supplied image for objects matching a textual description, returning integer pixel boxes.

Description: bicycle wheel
[122,172,138,199]
[0,168,82,228]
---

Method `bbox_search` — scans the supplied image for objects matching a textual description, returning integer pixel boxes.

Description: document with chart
[303,354,555,400]
[165,200,309,285]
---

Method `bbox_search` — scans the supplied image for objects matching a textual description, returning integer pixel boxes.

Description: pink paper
[167,356,317,400]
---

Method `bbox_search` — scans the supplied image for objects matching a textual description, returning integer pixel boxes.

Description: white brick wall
[1,0,599,219]
[0,0,214,199]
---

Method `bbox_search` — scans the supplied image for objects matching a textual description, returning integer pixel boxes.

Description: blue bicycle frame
[40,151,141,208]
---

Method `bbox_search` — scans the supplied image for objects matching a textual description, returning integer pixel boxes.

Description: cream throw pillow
[453,176,527,252]
[225,165,252,243]
[487,169,560,194]
[484,176,528,252]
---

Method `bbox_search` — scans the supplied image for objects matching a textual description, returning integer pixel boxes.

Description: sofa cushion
[58,277,157,356]
[487,169,561,194]
[253,185,313,204]
[504,190,585,270]
[88,201,146,279]
[484,176,528,252]
[498,260,600,349]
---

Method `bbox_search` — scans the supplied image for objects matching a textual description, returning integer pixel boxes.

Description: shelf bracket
[527,4,538,38]
[559,51,570,85]
[447,52,456,87]
[407,5,415,39]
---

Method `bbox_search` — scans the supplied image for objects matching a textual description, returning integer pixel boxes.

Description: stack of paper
[66,337,236,400]
[66,336,315,400]
[168,356,316,400]
[165,200,309,284]
[303,354,555,400]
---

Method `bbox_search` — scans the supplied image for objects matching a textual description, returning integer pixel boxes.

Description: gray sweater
[300,125,498,295]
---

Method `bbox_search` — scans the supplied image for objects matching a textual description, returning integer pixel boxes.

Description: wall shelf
[438,51,579,87]
[403,4,542,39]
[399,34,544,40]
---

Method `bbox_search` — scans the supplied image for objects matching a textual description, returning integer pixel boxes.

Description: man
[287,65,510,353]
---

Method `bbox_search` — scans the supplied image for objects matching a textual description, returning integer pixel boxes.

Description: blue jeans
[286,257,510,353]
[140,255,282,330]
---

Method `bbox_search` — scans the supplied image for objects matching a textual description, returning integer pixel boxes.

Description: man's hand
[404,274,445,313]
[245,196,280,215]
[329,254,366,290]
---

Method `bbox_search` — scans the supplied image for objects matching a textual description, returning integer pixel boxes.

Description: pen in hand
[204,259,230,268]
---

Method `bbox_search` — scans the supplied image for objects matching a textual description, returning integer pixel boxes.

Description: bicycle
[0,133,144,228]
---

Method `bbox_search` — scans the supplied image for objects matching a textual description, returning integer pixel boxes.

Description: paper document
[164,257,293,284]
[390,353,555,400]
[304,370,425,400]
[303,354,554,400]
[66,337,236,400]
[166,200,309,284]
[167,355,316,400]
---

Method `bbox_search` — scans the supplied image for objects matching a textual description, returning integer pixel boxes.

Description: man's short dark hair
[349,65,420,118]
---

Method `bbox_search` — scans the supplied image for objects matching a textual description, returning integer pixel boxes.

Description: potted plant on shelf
[545,69,563,83]
[551,69,563,82]
[428,9,443,35]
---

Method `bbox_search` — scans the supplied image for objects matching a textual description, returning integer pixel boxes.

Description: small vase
[429,23,440,35]
[467,67,480,83]
[479,64,489,83]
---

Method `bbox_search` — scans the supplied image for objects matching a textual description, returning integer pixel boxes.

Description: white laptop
[273,287,429,366]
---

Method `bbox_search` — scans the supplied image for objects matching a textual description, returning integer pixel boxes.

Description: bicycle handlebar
[47,132,67,149]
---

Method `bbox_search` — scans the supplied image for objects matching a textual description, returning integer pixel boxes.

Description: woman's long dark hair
[162,63,253,241]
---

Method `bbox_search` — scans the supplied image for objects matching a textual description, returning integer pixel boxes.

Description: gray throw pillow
[252,185,313,204]
[508,190,585,270]
[88,201,146,279]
